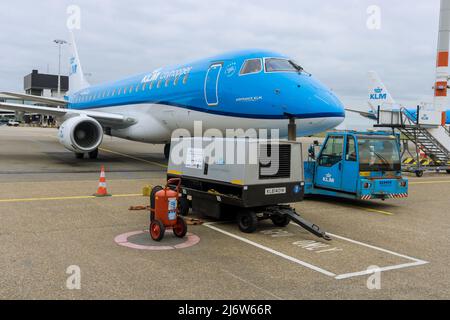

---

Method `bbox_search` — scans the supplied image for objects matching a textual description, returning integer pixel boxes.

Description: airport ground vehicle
[166,137,330,240]
[304,131,408,201]
[149,178,188,241]
[6,120,20,127]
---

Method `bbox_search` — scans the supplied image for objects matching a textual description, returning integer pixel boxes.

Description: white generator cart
[167,137,330,240]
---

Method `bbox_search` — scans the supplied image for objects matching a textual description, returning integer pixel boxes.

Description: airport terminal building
[0,70,68,125]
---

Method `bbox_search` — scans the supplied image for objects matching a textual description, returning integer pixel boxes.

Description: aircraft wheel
[88,149,99,159]
[164,143,171,160]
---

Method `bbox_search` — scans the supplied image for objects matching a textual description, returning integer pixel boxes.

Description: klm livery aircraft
[1,33,345,159]
[348,71,450,124]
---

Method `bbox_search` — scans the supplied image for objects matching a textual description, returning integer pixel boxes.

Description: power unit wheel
[237,210,258,234]
[150,220,165,242]
[75,153,84,159]
[88,149,99,159]
[179,196,190,216]
[150,186,163,222]
[271,214,291,227]
[173,217,188,238]
[415,170,424,178]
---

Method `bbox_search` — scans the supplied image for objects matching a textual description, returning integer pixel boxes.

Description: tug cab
[304,131,408,200]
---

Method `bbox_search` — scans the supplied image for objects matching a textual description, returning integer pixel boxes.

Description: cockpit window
[265,58,303,73]
[240,59,262,75]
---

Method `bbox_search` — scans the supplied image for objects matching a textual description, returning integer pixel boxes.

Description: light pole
[54,39,67,98]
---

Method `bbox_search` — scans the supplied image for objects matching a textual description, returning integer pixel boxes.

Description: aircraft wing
[0,101,135,127]
[345,108,376,119]
[1,91,68,106]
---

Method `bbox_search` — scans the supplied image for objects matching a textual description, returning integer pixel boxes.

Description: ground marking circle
[114,230,200,251]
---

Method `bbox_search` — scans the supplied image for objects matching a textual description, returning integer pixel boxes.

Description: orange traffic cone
[94,165,111,197]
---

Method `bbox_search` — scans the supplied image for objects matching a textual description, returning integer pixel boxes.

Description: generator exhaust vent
[259,144,291,179]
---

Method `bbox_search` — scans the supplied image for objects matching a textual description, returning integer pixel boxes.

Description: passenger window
[346,136,357,161]
[174,75,181,86]
[240,59,262,75]
[182,73,189,84]
[319,136,344,167]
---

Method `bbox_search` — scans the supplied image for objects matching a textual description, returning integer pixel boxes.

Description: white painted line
[204,223,336,278]
[327,232,429,264]
[335,261,429,280]
[205,222,429,281]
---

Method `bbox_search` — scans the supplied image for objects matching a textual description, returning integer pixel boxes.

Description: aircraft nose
[301,79,345,124]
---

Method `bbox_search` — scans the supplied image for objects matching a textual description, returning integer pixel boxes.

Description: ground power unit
[167,137,330,240]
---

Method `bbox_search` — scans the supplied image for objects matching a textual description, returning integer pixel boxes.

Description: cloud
[0,0,441,109]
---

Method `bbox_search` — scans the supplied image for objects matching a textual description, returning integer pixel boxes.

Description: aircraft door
[204,63,223,106]
[315,135,344,190]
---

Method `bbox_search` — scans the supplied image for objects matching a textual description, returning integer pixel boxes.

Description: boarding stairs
[374,107,450,175]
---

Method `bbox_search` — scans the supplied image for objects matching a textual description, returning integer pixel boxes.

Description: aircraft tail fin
[68,31,90,94]
[368,71,396,112]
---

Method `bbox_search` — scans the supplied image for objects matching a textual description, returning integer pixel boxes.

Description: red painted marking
[114,230,200,251]
[435,81,448,97]
[437,52,449,67]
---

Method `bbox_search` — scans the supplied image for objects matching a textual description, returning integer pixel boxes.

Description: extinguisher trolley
[149,178,188,241]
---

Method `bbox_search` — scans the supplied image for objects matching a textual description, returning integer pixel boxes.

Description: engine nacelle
[58,116,103,153]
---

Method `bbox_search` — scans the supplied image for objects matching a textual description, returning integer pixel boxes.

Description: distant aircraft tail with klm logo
[368,71,396,112]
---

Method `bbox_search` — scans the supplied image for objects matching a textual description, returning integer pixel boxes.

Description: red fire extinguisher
[150,178,187,241]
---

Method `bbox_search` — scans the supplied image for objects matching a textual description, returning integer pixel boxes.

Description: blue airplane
[1,33,345,159]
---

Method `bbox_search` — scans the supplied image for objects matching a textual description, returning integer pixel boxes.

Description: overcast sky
[0,0,441,109]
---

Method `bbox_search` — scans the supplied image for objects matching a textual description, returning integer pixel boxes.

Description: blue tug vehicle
[304,131,408,201]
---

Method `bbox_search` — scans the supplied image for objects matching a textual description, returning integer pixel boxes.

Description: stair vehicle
[304,131,408,201]
[166,137,330,240]
[375,107,450,177]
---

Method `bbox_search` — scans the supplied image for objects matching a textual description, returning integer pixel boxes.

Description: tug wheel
[415,170,424,178]
[173,217,188,238]
[237,210,258,234]
[271,214,291,227]
[150,186,163,222]
[150,220,165,242]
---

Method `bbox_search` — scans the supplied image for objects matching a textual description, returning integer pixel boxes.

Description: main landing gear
[164,143,171,160]
[74,148,99,160]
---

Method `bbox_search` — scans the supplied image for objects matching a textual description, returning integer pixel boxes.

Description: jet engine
[58,116,103,153]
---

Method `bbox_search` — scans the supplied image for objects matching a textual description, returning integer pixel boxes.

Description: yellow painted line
[410,180,450,185]
[362,208,394,216]
[0,193,142,203]
[99,147,168,169]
